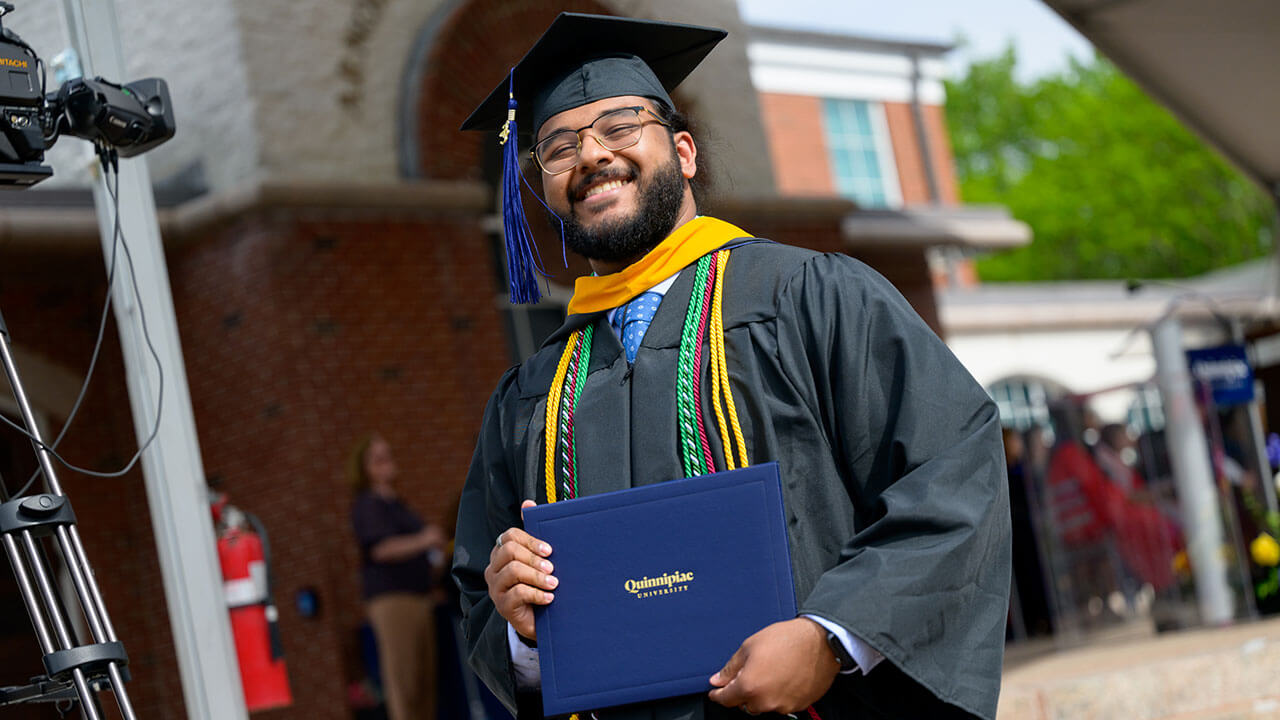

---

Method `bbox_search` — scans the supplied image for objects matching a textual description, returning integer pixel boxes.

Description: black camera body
[56,77,176,158]
[0,4,175,188]
[0,36,50,185]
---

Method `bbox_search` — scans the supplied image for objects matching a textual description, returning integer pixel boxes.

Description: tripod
[0,309,136,719]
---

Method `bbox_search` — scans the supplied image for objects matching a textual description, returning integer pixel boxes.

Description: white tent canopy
[1042,0,1280,198]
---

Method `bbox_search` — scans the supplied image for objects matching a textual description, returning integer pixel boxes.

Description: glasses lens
[593,108,644,151]
[535,131,580,174]
[534,108,649,174]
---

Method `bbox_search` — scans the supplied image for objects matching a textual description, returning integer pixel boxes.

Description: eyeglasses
[531,106,671,175]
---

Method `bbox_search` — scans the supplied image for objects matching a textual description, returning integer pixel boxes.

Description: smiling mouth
[573,168,637,204]
[583,178,631,199]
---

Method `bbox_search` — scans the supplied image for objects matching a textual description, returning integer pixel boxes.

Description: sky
[737,0,1097,83]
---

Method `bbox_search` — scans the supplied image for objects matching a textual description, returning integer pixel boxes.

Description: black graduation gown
[452,240,1011,720]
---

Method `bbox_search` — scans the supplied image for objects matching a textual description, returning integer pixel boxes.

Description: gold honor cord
[709,249,749,470]
[545,329,579,504]
[543,329,584,720]
[547,250,751,488]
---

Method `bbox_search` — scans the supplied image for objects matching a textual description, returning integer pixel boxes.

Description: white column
[1151,315,1234,624]
[57,1,248,718]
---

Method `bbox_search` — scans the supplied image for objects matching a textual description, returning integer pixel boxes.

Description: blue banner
[1186,344,1254,407]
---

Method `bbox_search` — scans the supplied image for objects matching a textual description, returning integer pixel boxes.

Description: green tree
[946,47,1275,281]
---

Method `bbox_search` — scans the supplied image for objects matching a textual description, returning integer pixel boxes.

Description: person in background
[1004,426,1052,637]
[1047,405,1180,598]
[350,433,446,720]
[1096,423,1149,497]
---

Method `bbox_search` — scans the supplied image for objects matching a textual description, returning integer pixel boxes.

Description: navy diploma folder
[522,462,797,716]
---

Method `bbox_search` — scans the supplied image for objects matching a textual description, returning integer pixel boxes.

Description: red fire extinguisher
[213,494,293,712]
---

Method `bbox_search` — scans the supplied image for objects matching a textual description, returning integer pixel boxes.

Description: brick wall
[757,93,835,197]
[415,0,614,182]
[0,207,511,720]
[170,210,511,720]
[921,104,960,206]
[883,101,959,206]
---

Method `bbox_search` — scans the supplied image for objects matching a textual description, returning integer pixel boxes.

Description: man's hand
[484,500,556,642]
[708,618,840,715]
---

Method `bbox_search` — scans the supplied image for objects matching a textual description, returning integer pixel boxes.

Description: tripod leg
[1,533,56,653]
[0,314,137,718]
[69,668,103,720]
[18,530,107,720]
[55,527,106,642]
[105,663,137,720]
[18,531,77,650]
[63,526,119,639]
[5,532,105,720]
[53,527,137,720]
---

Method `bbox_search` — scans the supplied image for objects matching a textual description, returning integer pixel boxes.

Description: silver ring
[494,533,504,549]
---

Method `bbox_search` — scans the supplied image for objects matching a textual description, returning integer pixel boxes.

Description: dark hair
[655,104,713,210]
[1099,423,1129,450]
[347,433,379,492]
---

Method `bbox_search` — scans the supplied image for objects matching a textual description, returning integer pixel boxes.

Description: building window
[820,98,901,209]
[989,378,1053,432]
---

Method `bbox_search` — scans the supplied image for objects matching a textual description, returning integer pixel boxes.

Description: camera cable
[2,147,165,496]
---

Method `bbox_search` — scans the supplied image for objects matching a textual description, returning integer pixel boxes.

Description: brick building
[0,1,1022,718]
[745,25,1030,313]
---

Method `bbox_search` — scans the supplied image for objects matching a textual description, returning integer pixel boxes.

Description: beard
[557,154,685,264]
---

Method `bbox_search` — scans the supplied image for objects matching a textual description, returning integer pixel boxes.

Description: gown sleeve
[777,254,1011,720]
[451,367,533,716]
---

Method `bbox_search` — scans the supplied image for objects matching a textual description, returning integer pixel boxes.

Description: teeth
[585,179,627,198]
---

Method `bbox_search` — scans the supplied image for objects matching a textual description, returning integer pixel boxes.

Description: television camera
[0,2,176,719]
[0,0,174,187]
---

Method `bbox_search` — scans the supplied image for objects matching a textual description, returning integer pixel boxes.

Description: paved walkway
[999,617,1280,719]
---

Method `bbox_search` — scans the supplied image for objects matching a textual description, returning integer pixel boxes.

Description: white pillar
[58,1,248,718]
[1151,315,1234,625]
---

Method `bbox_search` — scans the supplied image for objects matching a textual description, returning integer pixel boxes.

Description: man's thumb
[710,645,747,687]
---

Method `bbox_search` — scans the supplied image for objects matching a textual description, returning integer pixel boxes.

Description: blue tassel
[500,71,546,304]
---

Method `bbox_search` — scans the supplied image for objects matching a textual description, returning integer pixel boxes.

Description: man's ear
[673,131,698,180]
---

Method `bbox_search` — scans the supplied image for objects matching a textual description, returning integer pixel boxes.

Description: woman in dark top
[350,434,444,720]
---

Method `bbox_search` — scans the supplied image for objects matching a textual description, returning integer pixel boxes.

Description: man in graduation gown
[452,13,1010,720]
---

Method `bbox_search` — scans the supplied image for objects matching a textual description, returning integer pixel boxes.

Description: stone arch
[405,0,616,184]
[987,373,1072,398]
[987,374,1072,432]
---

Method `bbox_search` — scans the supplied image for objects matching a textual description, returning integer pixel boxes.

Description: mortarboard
[462,13,727,138]
[461,13,727,304]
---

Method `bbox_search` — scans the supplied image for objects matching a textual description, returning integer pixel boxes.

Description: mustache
[569,167,637,202]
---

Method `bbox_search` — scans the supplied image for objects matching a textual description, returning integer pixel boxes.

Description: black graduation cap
[461,12,728,139]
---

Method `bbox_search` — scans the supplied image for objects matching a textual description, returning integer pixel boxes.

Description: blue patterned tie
[612,291,663,363]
